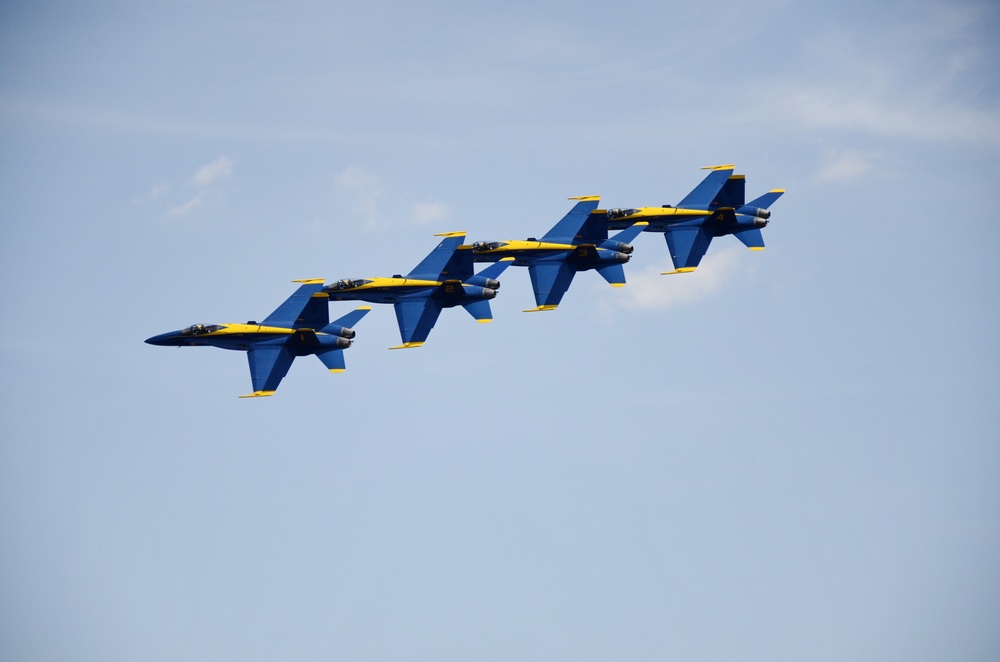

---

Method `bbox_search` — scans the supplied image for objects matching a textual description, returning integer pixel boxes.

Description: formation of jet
[465,196,648,312]
[145,280,371,397]
[147,165,782,396]
[324,232,514,349]
[599,164,784,274]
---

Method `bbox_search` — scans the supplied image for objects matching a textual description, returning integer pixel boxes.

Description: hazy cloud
[167,193,206,217]
[151,156,235,218]
[191,156,234,187]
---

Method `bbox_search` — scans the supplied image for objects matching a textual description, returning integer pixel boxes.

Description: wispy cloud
[606,247,749,311]
[167,193,206,217]
[191,156,233,187]
[143,156,234,218]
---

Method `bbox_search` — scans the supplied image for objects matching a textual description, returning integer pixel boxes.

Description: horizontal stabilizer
[748,189,784,210]
[734,228,766,249]
[329,305,372,330]
[316,348,346,372]
[473,257,515,281]
[462,299,494,322]
[609,221,648,245]
[596,263,627,286]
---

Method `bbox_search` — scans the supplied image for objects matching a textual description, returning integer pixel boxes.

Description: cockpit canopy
[472,241,508,252]
[327,278,372,290]
[606,208,640,220]
[181,324,225,335]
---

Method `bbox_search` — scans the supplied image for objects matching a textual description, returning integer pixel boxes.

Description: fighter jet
[599,165,784,274]
[145,280,370,398]
[466,196,648,312]
[324,232,513,349]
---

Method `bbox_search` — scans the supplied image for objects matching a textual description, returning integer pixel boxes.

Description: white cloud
[167,193,206,217]
[816,148,883,183]
[412,201,449,225]
[191,156,234,187]
[608,246,749,311]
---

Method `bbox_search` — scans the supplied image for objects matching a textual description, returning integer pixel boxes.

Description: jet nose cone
[145,331,180,346]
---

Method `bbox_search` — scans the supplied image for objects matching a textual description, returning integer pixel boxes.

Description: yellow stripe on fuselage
[205,324,296,336]
[341,277,443,291]
[475,240,577,255]
[597,207,712,220]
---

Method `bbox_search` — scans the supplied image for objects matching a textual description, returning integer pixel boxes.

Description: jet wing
[242,345,297,397]
[663,227,713,273]
[541,197,601,243]
[677,165,734,208]
[407,232,466,280]
[262,280,329,328]
[391,298,443,348]
[525,261,577,311]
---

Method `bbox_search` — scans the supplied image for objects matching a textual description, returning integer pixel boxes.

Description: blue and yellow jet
[145,280,371,398]
[324,232,513,349]
[466,196,648,311]
[600,165,784,274]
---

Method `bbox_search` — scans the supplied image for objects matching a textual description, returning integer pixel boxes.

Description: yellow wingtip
[523,305,558,312]
[610,283,626,288]
[329,368,346,373]
[433,231,466,237]
[499,256,515,262]
[701,164,735,170]
[356,305,373,310]
[748,246,766,251]
[239,391,275,398]
[661,267,697,275]
[476,319,492,324]
[568,195,601,201]
[292,278,325,284]
[389,342,424,350]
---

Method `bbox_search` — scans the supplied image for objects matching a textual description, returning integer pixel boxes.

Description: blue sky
[1,1,998,660]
